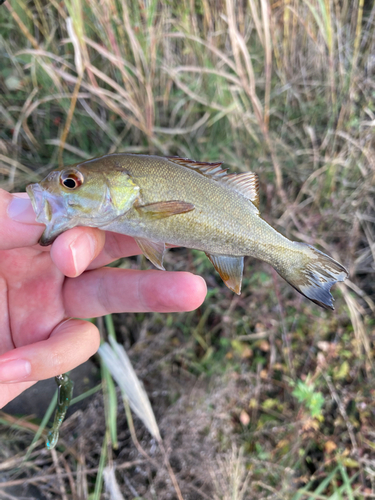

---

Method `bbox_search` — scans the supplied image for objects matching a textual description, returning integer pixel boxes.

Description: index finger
[86,232,142,269]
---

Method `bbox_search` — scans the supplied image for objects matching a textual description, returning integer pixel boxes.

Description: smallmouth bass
[26,154,348,309]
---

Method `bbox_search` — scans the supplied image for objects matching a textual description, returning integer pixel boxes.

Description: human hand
[0,189,207,408]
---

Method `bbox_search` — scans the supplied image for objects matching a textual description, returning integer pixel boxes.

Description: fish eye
[60,170,84,190]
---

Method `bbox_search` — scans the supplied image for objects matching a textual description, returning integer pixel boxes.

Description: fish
[26,153,348,309]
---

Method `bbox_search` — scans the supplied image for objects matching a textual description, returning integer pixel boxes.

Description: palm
[1,246,65,350]
[0,245,66,406]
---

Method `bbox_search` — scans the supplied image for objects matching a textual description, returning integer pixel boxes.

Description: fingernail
[70,233,96,276]
[0,359,31,383]
[8,196,39,224]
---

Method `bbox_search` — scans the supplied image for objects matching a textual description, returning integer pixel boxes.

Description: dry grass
[0,0,375,498]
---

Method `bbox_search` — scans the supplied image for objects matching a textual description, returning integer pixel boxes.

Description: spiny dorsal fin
[166,156,227,180]
[167,156,260,208]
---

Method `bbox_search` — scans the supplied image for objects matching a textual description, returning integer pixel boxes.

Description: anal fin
[135,238,166,270]
[205,254,244,295]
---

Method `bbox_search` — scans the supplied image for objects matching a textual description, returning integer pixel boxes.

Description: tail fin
[277,244,348,310]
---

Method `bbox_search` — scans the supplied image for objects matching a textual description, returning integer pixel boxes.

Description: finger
[0,190,44,249]
[87,233,180,270]
[0,320,100,389]
[50,227,106,277]
[63,268,207,318]
[87,232,142,270]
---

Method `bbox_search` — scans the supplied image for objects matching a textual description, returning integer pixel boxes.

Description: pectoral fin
[135,200,194,220]
[135,238,166,270]
[205,254,244,295]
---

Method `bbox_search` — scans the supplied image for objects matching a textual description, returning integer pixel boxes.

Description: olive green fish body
[27,153,348,309]
[93,155,288,257]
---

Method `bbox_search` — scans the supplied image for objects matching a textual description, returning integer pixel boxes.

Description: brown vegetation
[0,0,374,498]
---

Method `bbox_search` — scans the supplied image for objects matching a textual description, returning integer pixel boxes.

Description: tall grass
[2,0,374,358]
[0,0,374,498]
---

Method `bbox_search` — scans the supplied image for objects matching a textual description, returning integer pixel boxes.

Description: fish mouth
[26,183,69,246]
[26,183,52,225]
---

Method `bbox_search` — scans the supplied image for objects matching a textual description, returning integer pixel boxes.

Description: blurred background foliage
[0,0,375,498]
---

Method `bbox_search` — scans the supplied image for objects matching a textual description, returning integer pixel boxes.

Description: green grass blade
[314,465,340,495]
[24,388,57,461]
[301,0,327,44]
[146,0,158,28]
[91,432,108,500]
[101,361,118,449]
[104,314,116,339]
[335,465,358,500]
[70,383,102,405]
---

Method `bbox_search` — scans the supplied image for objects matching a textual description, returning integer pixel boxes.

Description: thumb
[0,188,44,250]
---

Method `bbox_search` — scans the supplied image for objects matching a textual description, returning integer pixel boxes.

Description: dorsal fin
[221,172,260,208]
[167,156,260,208]
[166,156,227,180]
